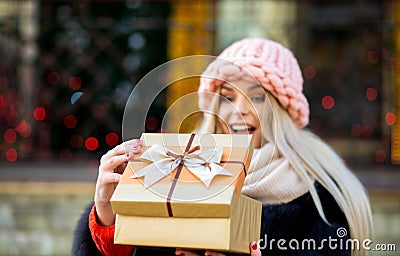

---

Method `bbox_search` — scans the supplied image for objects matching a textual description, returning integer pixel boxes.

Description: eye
[250,94,265,103]
[220,95,234,102]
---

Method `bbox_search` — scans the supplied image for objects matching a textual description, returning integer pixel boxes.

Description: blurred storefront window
[1,1,169,163]
[216,0,396,166]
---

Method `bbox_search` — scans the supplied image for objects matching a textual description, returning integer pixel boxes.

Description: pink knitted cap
[199,38,309,128]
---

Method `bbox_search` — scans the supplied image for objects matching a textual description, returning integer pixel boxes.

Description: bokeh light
[4,129,17,144]
[375,149,386,163]
[64,114,77,128]
[362,124,374,138]
[5,148,17,162]
[303,66,317,79]
[69,77,82,90]
[146,116,158,130]
[351,124,362,137]
[322,96,335,109]
[85,137,99,151]
[385,112,396,126]
[71,92,84,104]
[16,121,32,138]
[33,107,46,121]
[105,132,119,146]
[0,95,3,106]
[47,72,60,85]
[366,87,378,101]
[128,33,145,50]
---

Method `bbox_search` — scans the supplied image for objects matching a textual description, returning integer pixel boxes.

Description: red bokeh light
[4,129,17,144]
[69,77,82,90]
[15,120,32,138]
[303,66,317,79]
[385,112,396,126]
[362,124,374,138]
[146,117,158,130]
[321,96,335,110]
[47,72,60,85]
[17,121,31,138]
[64,114,77,128]
[105,132,119,146]
[6,148,17,162]
[33,107,46,121]
[71,135,84,148]
[0,95,3,106]
[366,88,378,101]
[85,137,99,151]
[375,150,386,163]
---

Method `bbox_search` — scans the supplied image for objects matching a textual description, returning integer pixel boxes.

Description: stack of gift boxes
[111,133,262,254]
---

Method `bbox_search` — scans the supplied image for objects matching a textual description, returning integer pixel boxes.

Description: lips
[230,124,256,134]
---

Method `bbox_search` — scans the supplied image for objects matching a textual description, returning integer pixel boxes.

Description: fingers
[250,241,261,256]
[102,172,122,184]
[101,139,142,162]
[100,152,134,172]
[175,249,201,256]
[99,139,142,172]
[204,251,225,256]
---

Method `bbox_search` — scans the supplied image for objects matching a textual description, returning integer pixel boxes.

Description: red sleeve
[89,204,134,256]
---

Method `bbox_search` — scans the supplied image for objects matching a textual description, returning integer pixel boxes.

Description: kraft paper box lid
[111,133,254,218]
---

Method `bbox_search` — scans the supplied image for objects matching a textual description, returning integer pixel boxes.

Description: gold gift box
[110,133,262,254]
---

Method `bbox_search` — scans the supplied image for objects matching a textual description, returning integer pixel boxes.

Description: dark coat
[72,182,350,256]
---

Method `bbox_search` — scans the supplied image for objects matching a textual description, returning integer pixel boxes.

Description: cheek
[252,104,264,120]
[217,104,232,120]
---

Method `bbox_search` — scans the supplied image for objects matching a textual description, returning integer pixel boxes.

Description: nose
[234,95,251,115]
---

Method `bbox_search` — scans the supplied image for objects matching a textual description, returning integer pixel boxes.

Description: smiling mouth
[231,124,256,134]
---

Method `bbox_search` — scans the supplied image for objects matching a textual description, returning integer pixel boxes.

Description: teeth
[232,125,251,131]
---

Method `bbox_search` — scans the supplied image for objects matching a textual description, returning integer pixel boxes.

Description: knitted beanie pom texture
[199,38,309,128]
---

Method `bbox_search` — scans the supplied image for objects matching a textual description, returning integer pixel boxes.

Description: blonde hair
[200,91,373,256]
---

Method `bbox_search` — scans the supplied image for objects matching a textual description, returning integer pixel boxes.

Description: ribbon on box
[130,144,233,187]
[129,133,247,217]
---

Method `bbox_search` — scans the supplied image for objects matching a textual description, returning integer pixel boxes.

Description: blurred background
[0,0,399,255]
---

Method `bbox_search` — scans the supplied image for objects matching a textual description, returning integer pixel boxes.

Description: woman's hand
[175,241,261,256]
[94,139,142,226]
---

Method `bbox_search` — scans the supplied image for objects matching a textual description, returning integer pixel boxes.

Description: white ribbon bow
[130,144,232,187]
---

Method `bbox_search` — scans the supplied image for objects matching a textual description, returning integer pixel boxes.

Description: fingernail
[133,145,138,150]
[251,242,258,250]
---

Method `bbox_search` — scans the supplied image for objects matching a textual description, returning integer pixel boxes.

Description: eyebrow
[220,85,234,91]
[220,84,263,92]
[248,84,264,91]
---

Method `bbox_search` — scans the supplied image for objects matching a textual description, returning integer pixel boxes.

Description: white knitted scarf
[241,143,310,205]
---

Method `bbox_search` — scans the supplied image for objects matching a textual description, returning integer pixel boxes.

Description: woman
[73,38,373,256]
